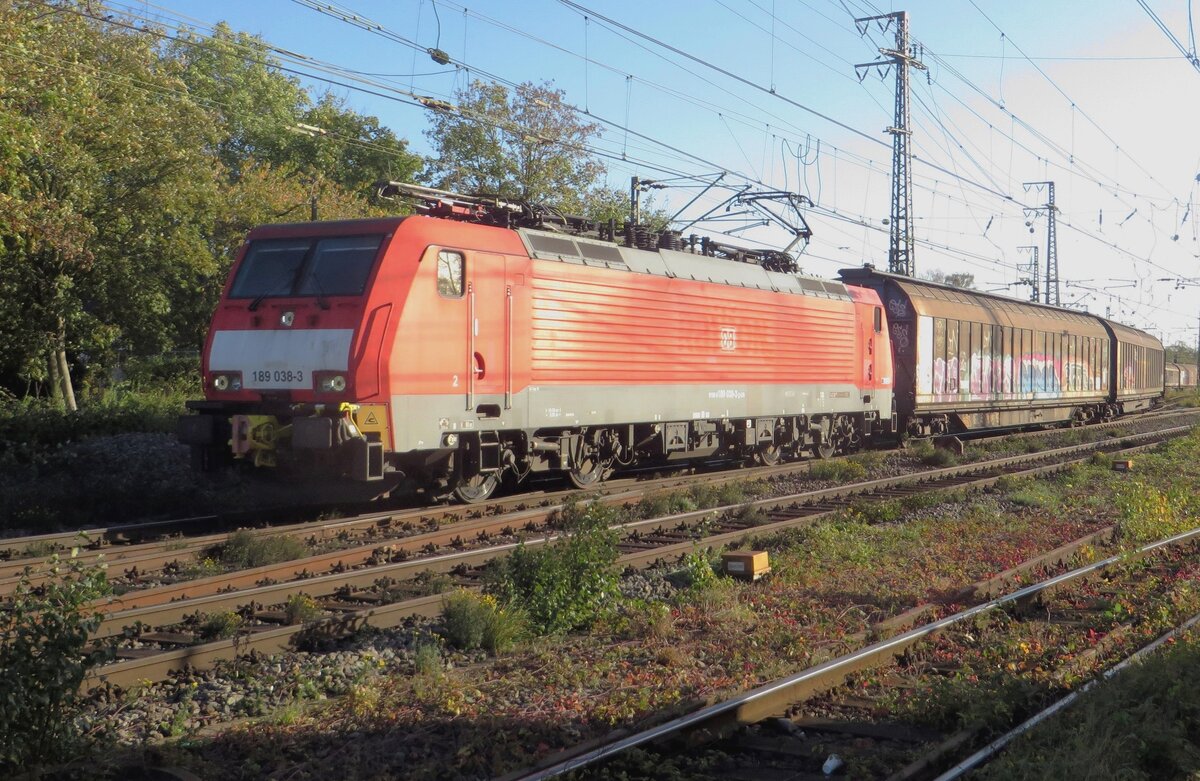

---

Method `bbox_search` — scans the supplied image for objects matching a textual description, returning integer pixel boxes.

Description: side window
[437,250,464,298]
[873,306,882,333]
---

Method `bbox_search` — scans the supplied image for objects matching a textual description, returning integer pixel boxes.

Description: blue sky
[126,0,1200,343]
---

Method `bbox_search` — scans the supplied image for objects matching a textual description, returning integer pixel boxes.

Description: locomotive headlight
[211,373,242,392]
[443,433,459,447]
[317,374,347,393]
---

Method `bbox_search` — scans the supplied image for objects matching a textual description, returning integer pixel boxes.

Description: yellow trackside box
[722,550,770,580]
[1112,459,1134,472]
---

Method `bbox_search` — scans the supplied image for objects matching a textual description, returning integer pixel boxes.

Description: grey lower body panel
[390,383,892,452]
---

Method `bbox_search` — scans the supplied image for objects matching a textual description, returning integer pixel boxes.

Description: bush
[440,590,525,654]
[0,555,110,770]
[487,501,620,634]
[197,610,244,640]
[0,390,189,468]
[219,530,309,569]
[284,593,322,624]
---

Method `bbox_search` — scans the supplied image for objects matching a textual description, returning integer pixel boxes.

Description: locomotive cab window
[230,234,384,300]
[437,250,464,298]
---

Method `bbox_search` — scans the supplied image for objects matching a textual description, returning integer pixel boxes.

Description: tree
[424,80,606,212]
[582,186,671,231]
[923,269,976,289]
[0,2,221,407]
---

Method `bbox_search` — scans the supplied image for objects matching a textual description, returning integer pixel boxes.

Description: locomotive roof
[516,228,851,301]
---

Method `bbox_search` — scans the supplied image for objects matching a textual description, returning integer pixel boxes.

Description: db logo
[719,327,737,351]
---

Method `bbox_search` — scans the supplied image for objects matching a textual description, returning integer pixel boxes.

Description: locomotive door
[465,252,510,416]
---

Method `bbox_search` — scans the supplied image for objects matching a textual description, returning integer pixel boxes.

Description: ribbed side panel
[530,264,857,385]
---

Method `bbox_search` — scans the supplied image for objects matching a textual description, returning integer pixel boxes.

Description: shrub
[922,447,959,467]
[0,555,110,771]
[848,450,887,470]
[0,390,190,468]
[219,530,308,569]
[850,498,904,524]
[413,641,443,675]
[487,501,619,634]
[621,599,675,640]
[679,549,719,590]
[440,590,525,654]
[197,610,244,640]
[284,593,322,624]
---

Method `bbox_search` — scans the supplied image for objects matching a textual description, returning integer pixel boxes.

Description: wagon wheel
[812,441,837,460]
[452,472,501,503]
[754,444,782,466]
[567,455,614,489]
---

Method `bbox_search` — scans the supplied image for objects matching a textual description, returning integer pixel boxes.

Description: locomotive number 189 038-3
[251,369,304,384]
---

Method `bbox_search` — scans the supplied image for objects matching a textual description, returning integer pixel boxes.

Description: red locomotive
[179,185,894,501]
[178,183,1163,502]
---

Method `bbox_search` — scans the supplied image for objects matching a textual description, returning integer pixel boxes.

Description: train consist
[1166,361,1198,390]
[178,184,1165,501]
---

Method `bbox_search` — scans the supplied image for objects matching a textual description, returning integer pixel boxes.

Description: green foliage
[413,641,443,676]
[1114,480,1190,545]
[679,549,719,590]
[486,502,620,634]
[0,6,416,400]
[908,440,960,467]
[284,593,322,624]
[424,79,606,214]
[197,610,244,640]
[900,670,1041,735]
[440,590,525,654]
[807,458,868,482]
[848,450,888,470]
[849,498,904,524]
[1003,479,1061,510]
[981,638,1200,780]
[0,555,110,770]
[0,391,187,467]
[219,530,308,569]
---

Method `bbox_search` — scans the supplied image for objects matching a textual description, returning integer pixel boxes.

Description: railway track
[5,407,1194,582]
[76,421,1192,689]
[510,511,1200,780]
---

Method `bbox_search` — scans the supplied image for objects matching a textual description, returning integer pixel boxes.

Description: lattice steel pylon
[1017,245,1040,303]
[1023,181,1059,306]
[855,11,925,277]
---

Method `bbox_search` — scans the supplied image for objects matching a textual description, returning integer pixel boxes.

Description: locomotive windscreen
[229,235,384,300]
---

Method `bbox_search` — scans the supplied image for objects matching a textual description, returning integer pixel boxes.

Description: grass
[981,634,1200,780]
[440,590,526,654]
[219,531,309,569]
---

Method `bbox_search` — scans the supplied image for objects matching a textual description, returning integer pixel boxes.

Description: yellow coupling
[230,414,290,467]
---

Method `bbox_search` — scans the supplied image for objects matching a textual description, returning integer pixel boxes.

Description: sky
[116,0,1200,348]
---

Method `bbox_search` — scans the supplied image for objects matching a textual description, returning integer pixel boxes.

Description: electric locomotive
[179,184,894,501]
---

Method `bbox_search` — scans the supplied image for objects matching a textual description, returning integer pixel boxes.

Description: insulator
[657,230,682,251]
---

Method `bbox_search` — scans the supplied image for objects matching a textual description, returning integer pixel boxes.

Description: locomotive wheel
[567,456,614,489]
[452,472,500,503]
[754,444,782,466]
